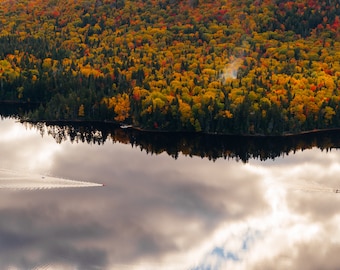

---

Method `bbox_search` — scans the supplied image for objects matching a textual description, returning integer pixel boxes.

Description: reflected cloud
[252,238,340,270]
[50,146,268,268]
[0,118,61,173]
[191,148,340,270]
[2,118,340,269]
[0,203,109,270]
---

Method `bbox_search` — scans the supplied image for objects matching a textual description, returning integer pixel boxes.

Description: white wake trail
[284,181,340,194]
[0,169,103,190]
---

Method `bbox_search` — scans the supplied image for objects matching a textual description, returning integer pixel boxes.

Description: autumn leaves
[0,0,339,134]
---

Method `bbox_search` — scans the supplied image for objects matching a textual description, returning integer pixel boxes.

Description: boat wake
[290,183,340,194]
[0,169,103,190]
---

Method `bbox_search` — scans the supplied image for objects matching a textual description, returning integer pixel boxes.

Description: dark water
[1,117,340,270]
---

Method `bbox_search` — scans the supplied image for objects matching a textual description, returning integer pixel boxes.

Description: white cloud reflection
[1,118,340,270]
[192,148,340,270]
[0,119,61,173]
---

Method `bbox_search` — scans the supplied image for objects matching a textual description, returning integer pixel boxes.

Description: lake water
[1,117,340,270]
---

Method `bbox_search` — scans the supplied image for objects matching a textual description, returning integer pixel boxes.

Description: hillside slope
[0,0,339,134]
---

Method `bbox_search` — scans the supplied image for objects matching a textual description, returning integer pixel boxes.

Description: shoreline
[2,101,340,138]
[20,118,340,138]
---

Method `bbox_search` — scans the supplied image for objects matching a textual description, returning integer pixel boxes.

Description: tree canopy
[0,0,339,135]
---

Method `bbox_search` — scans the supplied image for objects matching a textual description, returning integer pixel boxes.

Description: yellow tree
[113,93,131,122]
[78,104,85,117]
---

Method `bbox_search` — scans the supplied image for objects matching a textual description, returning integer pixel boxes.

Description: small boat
[120,124,133,129]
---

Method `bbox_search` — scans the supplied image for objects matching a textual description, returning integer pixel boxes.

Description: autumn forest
[0,0,339,135]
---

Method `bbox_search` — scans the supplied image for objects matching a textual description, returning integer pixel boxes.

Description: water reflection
[24,120,340,162]
[1,118,340,270]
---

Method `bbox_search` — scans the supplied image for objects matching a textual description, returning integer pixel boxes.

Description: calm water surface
[1,117,340,270]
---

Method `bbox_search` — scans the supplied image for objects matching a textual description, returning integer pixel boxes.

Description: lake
[1,116,340,270]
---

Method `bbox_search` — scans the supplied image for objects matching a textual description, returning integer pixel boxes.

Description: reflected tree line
[23,120,340,163]
[1,105,339,163]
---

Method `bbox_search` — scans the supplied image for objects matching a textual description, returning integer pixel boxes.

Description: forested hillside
[0,0,339,134]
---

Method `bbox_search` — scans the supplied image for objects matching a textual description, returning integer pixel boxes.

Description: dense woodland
[0,0,339,135]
